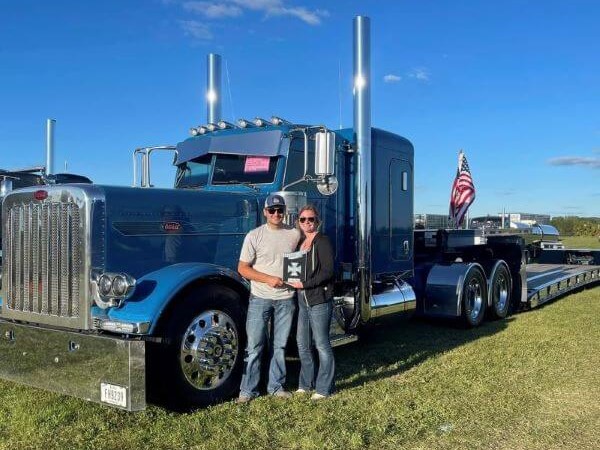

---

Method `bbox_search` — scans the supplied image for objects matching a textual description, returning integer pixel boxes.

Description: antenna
[225,58,236,123]
[338,59,343,129]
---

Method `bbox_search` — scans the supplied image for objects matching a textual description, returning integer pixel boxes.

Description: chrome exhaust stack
[353,16,373,324]
[46,118,56,175]
[206,53,222,124]
[350,16,415,324]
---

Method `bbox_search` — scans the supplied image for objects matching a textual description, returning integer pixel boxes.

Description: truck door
[390,158,413,264]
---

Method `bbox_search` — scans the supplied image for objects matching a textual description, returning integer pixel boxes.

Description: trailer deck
[525,263,600,308]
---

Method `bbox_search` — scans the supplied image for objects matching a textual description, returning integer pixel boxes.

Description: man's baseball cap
[265,194,286,208]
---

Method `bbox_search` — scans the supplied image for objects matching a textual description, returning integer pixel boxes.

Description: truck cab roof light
[253,117,270,127]
[190,126,208,136]
[270,116,292,126]
[206,123,218,132]
[217,120,236,129]
[237,119,256,128]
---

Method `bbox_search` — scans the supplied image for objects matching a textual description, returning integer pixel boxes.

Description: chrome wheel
[494,272,509,312]
[466,278,484,322]
[180,310,239,390]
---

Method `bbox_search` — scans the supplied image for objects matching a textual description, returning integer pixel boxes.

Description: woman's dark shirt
[299,232,334,306]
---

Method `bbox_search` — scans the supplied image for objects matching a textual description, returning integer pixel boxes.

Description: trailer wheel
[461,267,487,327]
[488,263,511,320]
[149,285,246,410]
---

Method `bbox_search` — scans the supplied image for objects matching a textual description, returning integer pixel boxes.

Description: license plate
[100,383,127,408]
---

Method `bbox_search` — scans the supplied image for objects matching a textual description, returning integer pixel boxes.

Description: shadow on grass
[286,315,513,392]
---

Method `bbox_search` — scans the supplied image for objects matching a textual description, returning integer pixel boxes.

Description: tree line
[550,216,600,237]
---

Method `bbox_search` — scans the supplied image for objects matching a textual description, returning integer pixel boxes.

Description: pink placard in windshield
[244,156,270,173]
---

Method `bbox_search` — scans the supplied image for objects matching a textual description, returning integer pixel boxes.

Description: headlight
[112,275,129,297]
[92,272,136,309]
[98,274,113,297]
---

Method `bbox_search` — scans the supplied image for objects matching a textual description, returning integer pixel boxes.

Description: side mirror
[314,131,336,176]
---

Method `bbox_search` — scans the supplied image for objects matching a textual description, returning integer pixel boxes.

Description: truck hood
[99,185,260,278]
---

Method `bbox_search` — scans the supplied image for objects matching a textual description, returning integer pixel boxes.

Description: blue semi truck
[1,17,598,411]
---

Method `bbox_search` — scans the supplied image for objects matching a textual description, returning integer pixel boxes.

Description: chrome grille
[4,201,82,318]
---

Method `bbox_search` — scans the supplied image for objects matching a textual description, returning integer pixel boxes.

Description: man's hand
[288,281,303,289]
[238,261,285,288]
[267,276,284,288]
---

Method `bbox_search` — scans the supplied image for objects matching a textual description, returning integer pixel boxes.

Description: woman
[288,204,335,400]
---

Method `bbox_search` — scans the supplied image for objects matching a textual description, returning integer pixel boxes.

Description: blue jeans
[296,297,335,396]
[239,295,296,397]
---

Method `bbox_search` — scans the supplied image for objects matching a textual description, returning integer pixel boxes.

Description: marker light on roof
[270,116,291,126]
[253,117,269,127]
[237,119,255,128]
[217,120,235,129]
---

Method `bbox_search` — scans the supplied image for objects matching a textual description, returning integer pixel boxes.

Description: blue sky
[1,0,599,217]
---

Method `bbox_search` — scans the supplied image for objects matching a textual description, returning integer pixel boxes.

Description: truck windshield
[175,155,211,188]
[175,154,278,188]
[212,154,277,185]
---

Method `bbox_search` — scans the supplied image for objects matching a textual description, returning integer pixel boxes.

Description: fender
[92,262,249,334]
[424,262,485,318]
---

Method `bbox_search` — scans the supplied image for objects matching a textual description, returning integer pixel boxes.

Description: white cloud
[264,6,329,25]
[183,1,243,18]
[548,156,600,169]
[231,0,282,10]
[179,20,213,40]
[175,0,328,25]
[408,67,430,82]
[383,74,401,83]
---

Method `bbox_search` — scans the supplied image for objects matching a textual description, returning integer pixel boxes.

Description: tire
[488,262,512,320]
[148,285,246,410]
[461,266,487,327]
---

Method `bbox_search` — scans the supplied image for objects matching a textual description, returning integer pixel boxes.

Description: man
[237,194,301,403]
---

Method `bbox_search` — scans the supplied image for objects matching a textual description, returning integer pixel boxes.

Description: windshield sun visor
[175,129,286,164]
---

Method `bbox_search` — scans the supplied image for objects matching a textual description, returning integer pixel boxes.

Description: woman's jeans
[296,297,335,396]
[239,296,296,398]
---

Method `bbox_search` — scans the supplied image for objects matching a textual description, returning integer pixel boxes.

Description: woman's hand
[288,281,304,289]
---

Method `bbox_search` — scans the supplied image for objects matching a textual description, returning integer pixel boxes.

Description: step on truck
[1,16,598,411]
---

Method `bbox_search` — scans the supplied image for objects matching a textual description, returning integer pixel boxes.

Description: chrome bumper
[0,320,146,411]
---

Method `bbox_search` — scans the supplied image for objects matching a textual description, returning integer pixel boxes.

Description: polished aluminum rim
[494,272,509,312]
[180,310,239,390]
[466,278,483,321]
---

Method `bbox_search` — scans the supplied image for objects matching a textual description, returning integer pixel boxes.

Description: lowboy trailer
[1,17,598,411]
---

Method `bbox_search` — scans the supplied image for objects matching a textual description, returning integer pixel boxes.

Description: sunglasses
[266,207,285,215]
[299,216,316,223]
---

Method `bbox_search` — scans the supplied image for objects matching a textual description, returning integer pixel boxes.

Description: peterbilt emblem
[34,190,48,200]
[163,221,182,232]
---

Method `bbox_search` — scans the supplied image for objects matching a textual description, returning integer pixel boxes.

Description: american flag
[449,150,476,228]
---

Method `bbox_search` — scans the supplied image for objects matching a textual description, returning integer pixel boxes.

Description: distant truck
[0,17,598,411]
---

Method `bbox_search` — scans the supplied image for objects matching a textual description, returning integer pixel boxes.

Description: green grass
[561,235,600,249]
[1,286,600,450]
